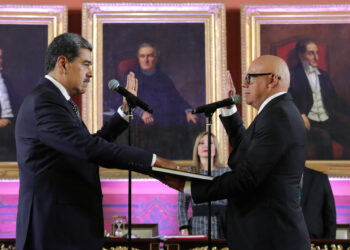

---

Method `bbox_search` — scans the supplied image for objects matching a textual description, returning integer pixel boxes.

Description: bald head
[243,55,290,110]
[250,55,290,91]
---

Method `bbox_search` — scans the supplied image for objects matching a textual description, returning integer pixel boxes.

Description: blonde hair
[192,131,221,173]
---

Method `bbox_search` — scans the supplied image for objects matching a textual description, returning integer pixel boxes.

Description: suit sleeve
[34,92,153,173]
[192,109,291,202]
[94,112,128,142]
[219,112,245,148]
[322,175,337,238]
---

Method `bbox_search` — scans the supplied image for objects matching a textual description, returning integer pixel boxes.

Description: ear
[268,74,279,88]
[57,56,68,74]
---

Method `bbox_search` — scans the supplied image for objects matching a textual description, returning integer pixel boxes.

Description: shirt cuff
[117,106,129,122]
[220,105,237,117]
[184,181,192,196]
[151,154,157,166]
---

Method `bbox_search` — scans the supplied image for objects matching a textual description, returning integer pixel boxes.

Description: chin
[79,89,87,95]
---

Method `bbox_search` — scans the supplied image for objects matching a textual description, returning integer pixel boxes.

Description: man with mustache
[15,33,175,250]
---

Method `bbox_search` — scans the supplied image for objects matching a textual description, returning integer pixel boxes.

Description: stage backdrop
[0,178,350,238]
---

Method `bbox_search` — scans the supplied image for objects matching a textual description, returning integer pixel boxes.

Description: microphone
[192,95,241,114]
[108,79,153,113]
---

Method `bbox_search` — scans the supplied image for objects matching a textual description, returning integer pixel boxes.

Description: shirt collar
[142,69,156,76]
[302,61,320,75]
[45,75,71,101]
[258,92,286,114]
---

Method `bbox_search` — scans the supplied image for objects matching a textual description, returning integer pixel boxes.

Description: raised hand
[122,72,138,113]
[224,70,236,99]
[186,112,198,124]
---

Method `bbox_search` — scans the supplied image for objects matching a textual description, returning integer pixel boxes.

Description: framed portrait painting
[0,4,67,179]
[241,4,350,176]
[82,3,228,178]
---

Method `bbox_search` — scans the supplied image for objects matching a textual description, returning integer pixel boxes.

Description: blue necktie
[68,99,81,119]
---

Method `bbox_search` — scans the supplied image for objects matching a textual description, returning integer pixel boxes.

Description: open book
[152,166,213,181]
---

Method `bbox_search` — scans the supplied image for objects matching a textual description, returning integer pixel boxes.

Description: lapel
[43,78,83,125]
[296,65,313,97]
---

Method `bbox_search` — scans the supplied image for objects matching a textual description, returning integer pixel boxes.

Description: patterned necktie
[68,99,81,119]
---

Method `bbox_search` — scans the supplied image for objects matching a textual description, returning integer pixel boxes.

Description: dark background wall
[0,25,47,115]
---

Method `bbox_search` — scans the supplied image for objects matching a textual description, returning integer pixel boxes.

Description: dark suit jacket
[15,78,153,250]
[301,167,336,239]
[191,93,310,250]
[289,64,350,118]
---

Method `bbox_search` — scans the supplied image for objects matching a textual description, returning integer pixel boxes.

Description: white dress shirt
[0,72,14,118]
[302,62,329,122]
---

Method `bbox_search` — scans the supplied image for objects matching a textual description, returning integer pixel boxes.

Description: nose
[242,81,249,88]
[87,66,93,78]
[315,53,319,61]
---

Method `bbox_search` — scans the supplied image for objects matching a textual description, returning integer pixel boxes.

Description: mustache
[83,78,90,83]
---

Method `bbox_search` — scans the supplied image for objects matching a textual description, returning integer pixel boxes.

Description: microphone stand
[126,97,136,250]
[205,111,213,250]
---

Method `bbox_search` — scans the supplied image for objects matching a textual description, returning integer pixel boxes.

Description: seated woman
[177,131,230,238]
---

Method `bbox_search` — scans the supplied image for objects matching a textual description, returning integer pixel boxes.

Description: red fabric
[118,58,138,80]
[276,42,327,71]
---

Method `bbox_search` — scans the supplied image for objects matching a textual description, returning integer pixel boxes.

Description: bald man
[164,55,310,249]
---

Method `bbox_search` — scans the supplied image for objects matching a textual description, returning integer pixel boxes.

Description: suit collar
[257,93,292,117]
[45,75,70,101]
[301,61,321,75]
[258,92,287,114]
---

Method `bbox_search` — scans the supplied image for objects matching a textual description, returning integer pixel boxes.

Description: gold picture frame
[241,4,350,176]
[0,4,67,179]
[82,2,228,178]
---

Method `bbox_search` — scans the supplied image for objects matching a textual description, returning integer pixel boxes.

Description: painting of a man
[288,39,350,159]
[102,23,206,160]
[0,48,16,161]
[118,43,201,159]
[126,43,197,126]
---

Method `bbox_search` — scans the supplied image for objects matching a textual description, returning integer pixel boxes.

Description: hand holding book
[150,156,187,192]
